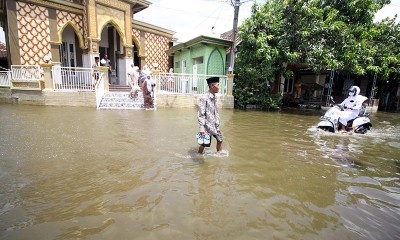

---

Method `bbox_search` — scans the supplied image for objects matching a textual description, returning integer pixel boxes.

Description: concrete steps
[109,84,131,92]
[98,91,155,110]
[98,92,144,110]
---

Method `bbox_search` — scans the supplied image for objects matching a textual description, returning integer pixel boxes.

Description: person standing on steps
[142,75,155,109]
[138,65,150,86]
[128,64,140,99]
[197,77,223,154]
[101,54,111,84]
[91,57,100,87]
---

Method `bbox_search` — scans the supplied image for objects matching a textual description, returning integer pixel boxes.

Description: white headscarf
[146,76,155,92]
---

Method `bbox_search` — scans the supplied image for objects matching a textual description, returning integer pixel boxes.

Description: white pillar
[83,53,100,68]
[118,57,133,85]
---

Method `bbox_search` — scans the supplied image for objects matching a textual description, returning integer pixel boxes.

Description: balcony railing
[0,70,11,87]
[52,66,94,91]
[11,65,42,81]
[156,73,228,95]
[4,65,231,97]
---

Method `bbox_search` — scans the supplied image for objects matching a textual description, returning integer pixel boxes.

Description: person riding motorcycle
[338,86,368,133]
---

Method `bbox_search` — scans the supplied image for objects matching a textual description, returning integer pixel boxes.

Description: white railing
[11,65,42,81]
[157,73,228,95]
[95,73,105,109]
[0,70,12,87]
[52,66,94,91]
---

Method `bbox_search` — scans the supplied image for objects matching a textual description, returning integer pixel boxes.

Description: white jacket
[340,95,367,110]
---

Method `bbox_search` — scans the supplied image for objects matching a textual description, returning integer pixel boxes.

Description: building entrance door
[60,42,76,67]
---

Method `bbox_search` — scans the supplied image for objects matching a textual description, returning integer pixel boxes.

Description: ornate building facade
[0,0,175,85]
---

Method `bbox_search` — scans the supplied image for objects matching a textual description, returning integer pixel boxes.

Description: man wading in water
[197,77,223,154]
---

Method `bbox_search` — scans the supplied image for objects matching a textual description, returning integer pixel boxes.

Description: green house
[166,35,232,75]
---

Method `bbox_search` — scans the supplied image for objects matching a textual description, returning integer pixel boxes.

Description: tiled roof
[166,35,232,55]
[0,42,7,59]
[220,29,241,53]
[220,29,240,43]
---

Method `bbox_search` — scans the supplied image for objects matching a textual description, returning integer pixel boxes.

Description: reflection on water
[0,104,399,239]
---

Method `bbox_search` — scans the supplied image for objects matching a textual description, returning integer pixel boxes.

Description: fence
[0,70,11,87]
[156,73,228,95]
[11,65,42,81]
[52,66,94,91]
[5,65,230,96]
[95,72,105,109]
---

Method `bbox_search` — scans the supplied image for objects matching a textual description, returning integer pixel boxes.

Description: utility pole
[229,0,240,73]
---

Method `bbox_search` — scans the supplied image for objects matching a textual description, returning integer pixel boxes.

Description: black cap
[206,77,219,85]
[94,57,99,60]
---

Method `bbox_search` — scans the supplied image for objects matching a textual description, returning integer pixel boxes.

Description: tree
[233,0,399,110]
[370,18,400,80]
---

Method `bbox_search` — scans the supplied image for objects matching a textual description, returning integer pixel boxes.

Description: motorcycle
[317,97,372,134]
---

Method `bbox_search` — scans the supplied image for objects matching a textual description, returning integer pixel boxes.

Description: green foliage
[233,82,282,111]
[233,0,399,110]
[370,18,400,80]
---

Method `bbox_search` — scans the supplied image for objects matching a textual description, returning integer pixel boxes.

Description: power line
[212,2,226,27]
[192,2,227,33]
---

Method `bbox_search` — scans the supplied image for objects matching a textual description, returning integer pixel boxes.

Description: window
[193,56,203,65]
[182,60,187,74]
[59,42,76,67]
[174,62,180,68]
[284,78,294,94]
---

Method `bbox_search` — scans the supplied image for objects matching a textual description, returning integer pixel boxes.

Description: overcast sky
[136,0,400,43]
[135,0,268,42]
[0,0,399,44]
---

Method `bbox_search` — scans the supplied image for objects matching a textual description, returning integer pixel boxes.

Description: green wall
[173,44,226,75]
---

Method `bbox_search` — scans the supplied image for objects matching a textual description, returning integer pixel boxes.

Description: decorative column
[226,73,235,96]
[118,47,134,85]
[139,31,147,66]
[41,63,53,89]
[6,0,21,65]
[151,68,160,93]
[100,66,109,92]
[84,39,100,68]
[83,0,98,68]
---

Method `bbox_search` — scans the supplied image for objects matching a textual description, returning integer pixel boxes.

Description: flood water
[0,104,399,240]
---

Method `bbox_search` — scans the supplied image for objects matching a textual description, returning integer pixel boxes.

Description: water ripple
[1,105,399,239]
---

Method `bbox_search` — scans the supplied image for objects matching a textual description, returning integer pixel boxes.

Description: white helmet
[347,86,360,97]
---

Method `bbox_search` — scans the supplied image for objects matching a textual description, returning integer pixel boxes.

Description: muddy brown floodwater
[0,104,399,239]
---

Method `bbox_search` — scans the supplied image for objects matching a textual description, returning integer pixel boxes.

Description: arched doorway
[99,24,124,85]
[207,48,225,75]
[133,43,140,69]
[131,35,141,70]
[59,24,82,68]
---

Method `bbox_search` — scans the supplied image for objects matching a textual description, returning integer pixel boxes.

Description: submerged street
[0,104,399,239]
